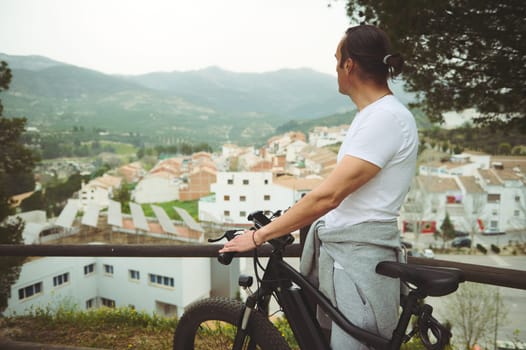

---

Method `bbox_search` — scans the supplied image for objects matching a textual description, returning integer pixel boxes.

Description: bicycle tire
[173,297,291,350]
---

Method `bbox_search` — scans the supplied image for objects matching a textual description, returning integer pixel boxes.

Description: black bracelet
[252,230,262,248]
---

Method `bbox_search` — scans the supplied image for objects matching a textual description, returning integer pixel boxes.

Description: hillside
[0,53,427,147]
[127,66,351,118]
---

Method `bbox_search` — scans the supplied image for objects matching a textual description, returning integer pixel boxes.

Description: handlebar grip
[218,251,236,265]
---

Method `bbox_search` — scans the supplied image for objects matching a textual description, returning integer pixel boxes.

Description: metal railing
[1,243,525,290]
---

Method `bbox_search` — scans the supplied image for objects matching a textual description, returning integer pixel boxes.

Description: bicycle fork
[232,275,270,350]
[232,296,258,350]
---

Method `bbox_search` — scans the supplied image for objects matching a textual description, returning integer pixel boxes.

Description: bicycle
[173,210,465,350]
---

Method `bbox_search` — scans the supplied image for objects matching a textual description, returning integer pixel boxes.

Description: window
[240,211,246,218]
[224,210,230,217]
[264,195,271,201]
[227,179,233,185]
[84,263,95,275]
[103,264,114,275]
[224,195,230,201]
[239,195,246,202]
[129,269,140,281]
[101,297,116,308]
[446,195,462,204]
[514,210,520,217]
[264,179,269,185]
[53,272,69,287]
[487,194,500,203]
[86,298,96,309]
[18,282,43,300]
[516,195,521,202]
[243,179,249,185]
[148,273,175,288]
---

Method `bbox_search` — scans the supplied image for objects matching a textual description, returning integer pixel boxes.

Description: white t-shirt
[323,95,418,229]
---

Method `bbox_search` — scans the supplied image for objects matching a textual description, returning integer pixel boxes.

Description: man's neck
[350,83,391,111]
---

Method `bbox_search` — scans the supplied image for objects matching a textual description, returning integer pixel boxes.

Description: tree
[498,142,512,155]
[0,218,25,312]
[113,182,131,213]
[437,212,456,248]
[345,1,525,128]
[443,282,508,350]
[0,60,36,313]
[20,190,46,212]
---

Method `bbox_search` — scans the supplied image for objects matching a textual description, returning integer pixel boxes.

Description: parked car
[423,248,435,259]
[482,229,506,236]
[452,237,472,248]
[454,230,469,237]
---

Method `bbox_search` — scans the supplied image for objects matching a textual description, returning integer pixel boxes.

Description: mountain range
[0,53,426,147]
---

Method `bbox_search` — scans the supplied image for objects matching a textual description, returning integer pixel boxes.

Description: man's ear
[344,58,353,73]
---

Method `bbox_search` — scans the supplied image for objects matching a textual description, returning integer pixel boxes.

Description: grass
[2,305,176,350]
[2,303,298,349]
[140,200,199,221]
[98,140,137,155]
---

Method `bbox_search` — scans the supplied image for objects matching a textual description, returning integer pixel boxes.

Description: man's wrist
[252,230,263,247]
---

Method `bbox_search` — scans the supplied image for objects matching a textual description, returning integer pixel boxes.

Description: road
[425,254,526,346]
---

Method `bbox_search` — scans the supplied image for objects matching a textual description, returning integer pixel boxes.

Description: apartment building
[265,131,306,156]
[198,172,321,225]
[7,206,215,318]
[475,166,526,232]
[6,255,210,318]
[308,125,348,148]
[401,160,526,234]
[79,174,122,210]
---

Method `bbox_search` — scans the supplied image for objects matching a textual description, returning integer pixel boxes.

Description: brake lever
[208,229,241,243]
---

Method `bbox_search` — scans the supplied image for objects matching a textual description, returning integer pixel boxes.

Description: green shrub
[27,304,177,331]
[274,317,299,349]
[490,244,501,254]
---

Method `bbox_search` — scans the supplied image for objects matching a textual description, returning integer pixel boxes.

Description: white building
[402,175,474,233]
[476,167,526,233]
[79,175,122,210]
[5,254,210,318]
[132,172,180,204]
[198,172,322,225]
[265,132,306,156]
[419,153,491,177]
[308,125,348,148]
[285,140,308,163]
[401,167,526,234]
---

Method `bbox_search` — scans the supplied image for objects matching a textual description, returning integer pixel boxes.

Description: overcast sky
[0,0,353,76]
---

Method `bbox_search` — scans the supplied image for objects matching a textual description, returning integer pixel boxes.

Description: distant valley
[0,53,427,148]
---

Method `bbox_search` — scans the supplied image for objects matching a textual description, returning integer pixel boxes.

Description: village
[5,123,526,324]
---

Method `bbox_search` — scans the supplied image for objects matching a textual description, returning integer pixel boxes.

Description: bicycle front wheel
[173,297,291,350]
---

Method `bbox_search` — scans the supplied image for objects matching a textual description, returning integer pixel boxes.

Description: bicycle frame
[235,249,417,350]
[213,211,457,350]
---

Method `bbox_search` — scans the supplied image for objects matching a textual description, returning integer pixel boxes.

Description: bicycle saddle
[375,261,465,297]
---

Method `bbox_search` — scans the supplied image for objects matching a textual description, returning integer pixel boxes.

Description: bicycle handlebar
[210,210,293,265]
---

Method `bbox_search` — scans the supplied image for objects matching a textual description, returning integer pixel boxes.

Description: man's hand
[219,230,257,253]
